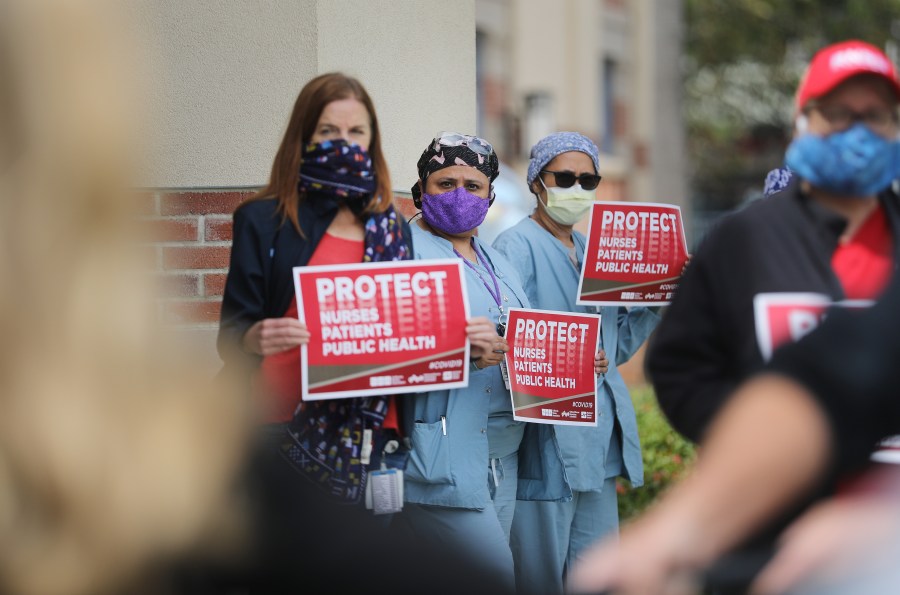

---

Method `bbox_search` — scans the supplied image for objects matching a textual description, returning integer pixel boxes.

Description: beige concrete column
[129,0,477,357]
[133,0,476,191]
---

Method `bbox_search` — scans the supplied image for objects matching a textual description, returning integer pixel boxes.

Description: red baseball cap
[795,40,900,111]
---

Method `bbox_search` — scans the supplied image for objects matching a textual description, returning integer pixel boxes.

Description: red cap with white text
[795,40,900,111]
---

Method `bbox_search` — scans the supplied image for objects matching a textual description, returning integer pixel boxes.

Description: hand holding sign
[242,317,310,356]
[594,349,609,376]
[467,316,505,361]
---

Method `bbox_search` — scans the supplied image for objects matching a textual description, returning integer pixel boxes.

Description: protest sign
[577,201,689,306]
[295,259,469,400]
[504,308,601,426]
[753,292,873,361]
[753,291,897,464]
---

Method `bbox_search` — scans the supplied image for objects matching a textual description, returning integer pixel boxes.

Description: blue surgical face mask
[785,122,900,198]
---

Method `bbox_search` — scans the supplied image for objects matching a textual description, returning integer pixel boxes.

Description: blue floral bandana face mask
[785,123,900,198]
[299,139,377,215]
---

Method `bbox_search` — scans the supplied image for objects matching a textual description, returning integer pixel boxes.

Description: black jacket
[218,196,337,366]
[769,269,900,477]
[217,196,414,363]
[647,181,900,442]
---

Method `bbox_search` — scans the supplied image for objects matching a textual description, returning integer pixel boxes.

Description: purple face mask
[421,186,490,235]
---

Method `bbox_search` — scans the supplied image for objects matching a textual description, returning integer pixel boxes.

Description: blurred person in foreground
[567,271,900,595]
[568,40,900,595]
[643,41,900,579]
[647,40,900,444]
[0,2,250,595]
[493,132,658,595]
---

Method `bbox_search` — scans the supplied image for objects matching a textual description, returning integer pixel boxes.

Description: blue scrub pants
[510,477,619,595]
[401,451,519,592]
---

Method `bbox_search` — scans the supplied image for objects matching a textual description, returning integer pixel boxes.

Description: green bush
[617,385,696,522]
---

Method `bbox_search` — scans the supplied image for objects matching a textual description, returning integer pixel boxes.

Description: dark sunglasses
[541,170,602,191]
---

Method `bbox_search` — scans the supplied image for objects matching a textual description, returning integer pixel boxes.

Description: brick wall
[143,189,254,325]
[141,189,253,372]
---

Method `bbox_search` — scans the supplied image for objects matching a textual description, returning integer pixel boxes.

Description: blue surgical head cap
[526,132,601,187]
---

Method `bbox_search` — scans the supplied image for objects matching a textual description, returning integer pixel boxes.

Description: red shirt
[257,233,399,431]
[258,233,364,422]
[831,204,894,300]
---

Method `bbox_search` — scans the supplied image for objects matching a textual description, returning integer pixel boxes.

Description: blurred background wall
[474,0,687,247]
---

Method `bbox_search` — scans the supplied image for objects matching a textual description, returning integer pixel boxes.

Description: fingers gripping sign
[243,317,310,356]
[595,348,609,376]
[467,316,507,369]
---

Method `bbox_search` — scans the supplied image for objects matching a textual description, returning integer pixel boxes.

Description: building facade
[475,0,687,230]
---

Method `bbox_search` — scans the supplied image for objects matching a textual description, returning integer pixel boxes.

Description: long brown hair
[253,72,392,232]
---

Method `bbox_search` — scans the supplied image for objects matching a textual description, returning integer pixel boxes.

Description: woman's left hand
[466,316,507,370]
[475,338,508,369]
[595,349,609,375]
[467,317,500,358]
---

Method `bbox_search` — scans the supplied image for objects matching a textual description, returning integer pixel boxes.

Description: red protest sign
[752,292,897,463]
[753,292,872,361]
[295,259,470,400]
[504,308,601,426]
[577,201,689,306]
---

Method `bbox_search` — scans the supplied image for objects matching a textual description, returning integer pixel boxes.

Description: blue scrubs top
[494,216,660,490]
[412,224,526,459]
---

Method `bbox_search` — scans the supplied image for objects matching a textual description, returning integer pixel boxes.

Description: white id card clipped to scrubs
[365,439,403,515]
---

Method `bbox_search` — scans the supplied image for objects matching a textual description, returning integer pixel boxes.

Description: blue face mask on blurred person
[785,123,900,197]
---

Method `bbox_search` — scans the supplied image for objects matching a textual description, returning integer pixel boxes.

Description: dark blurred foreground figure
[639,41,900,589]
[568,270,900,594]
[571,39,900,594]
[648,39,900,443]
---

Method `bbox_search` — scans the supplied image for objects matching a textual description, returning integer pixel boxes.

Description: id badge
[500,359,511,391]
[498,313,511,390]
[365,468,404,515]
[360,428,373,465]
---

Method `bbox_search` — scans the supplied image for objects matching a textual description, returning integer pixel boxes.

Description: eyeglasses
[432,131,495,156]
[540,170,602,191]
[805,103,899,135]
